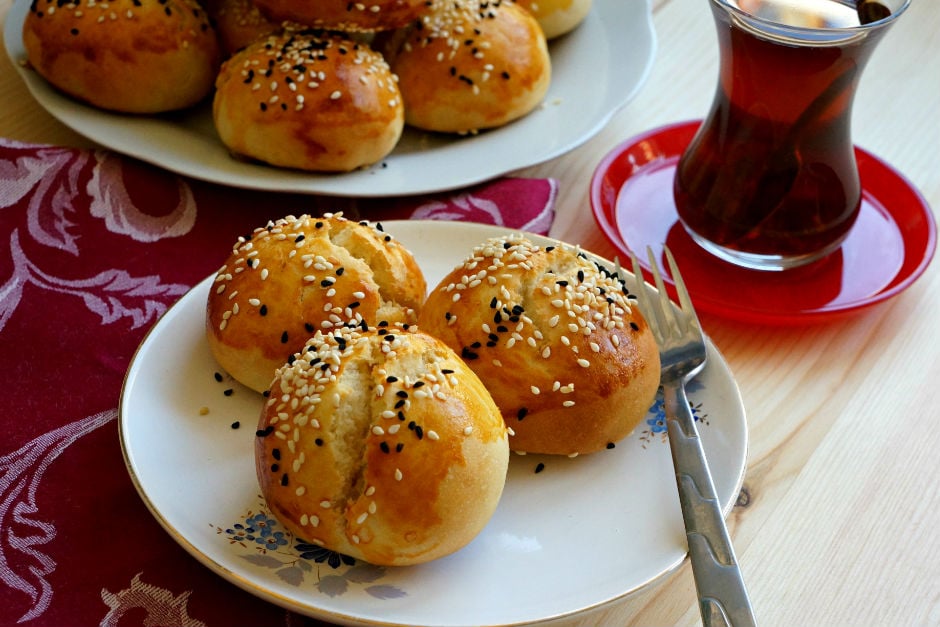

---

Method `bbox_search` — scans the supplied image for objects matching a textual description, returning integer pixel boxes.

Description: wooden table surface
[2,0,938,624]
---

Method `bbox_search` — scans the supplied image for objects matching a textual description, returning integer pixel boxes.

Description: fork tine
[645,246,680,335]
[663,245,700,330]
[627,252,662,338]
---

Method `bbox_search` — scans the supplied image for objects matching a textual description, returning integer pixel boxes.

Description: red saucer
[590,121,937,325]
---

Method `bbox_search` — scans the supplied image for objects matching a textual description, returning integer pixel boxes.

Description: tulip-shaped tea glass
[674,0,910,271]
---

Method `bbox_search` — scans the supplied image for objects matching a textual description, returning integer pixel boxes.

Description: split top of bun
[206,213,426,393]
[255,323,510,566]
[418,234,661,455]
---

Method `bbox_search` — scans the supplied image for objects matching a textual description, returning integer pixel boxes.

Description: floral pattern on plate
[638,380,709,447]
[213,499,406,599]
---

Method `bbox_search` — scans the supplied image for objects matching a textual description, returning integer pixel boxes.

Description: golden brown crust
[22,0,221,113]
[206,213,426,393]
[418,234,661,455]
[381,0,551,133]
[251,0,429,32]
[203,0,280,56]
[513,0,592,39]
[212,28,404,172]
[254,325,509,566]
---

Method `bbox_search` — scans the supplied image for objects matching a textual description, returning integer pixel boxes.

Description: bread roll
[206,213,426,393]
[212,28,404,172]
[418,235,661,456]
[251,0,429,32]
[380,0,551,133]
[22,0,221,113]
[513,0,592,39]
[203,0,280,56]
[255,324,510,566]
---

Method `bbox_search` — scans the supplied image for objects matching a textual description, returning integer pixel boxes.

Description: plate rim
[3,0,657,197]
[590,119,938,325]
[118,220,748,626]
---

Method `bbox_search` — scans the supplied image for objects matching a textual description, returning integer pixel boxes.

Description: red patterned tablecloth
[0,138,556,626]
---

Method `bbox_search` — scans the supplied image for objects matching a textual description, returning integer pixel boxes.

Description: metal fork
[628,246,757,627]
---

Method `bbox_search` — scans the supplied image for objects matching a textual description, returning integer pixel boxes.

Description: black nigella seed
[272,448,281,459]
[535,462,545,474]
[630,322,640,331]
[231,421,240,429]
[396,443,404,452]
[413,381,425,388]
[315,438,324,446]
[214,372,223,382]
[305,323,315,332]
[606,442,616,449]
[380,441,390,454]
[517,407,528,420]
[280,473,288,486]
[256,426,275,437]
[259,304,268,316]
[386,376,399,383]
[415,425,424,439]
[280,331,289,343]
[271,463,279,472]
[224,388,234,396]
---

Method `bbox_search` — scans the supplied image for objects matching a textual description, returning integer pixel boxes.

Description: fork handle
[663,380,757,627]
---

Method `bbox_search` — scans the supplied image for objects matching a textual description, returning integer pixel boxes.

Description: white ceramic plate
[4,0,656,197]
[119,221,747,627]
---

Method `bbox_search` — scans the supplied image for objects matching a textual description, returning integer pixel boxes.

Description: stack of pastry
[22,0,591,172]
[205,215,662,567]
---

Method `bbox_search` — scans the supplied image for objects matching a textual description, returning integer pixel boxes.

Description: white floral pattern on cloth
[0,411,116,622]
[0,141,194,334]
[87,150,198,242]
[409,180,557,235]
[101,573,206,627]
[0,142,215,623]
